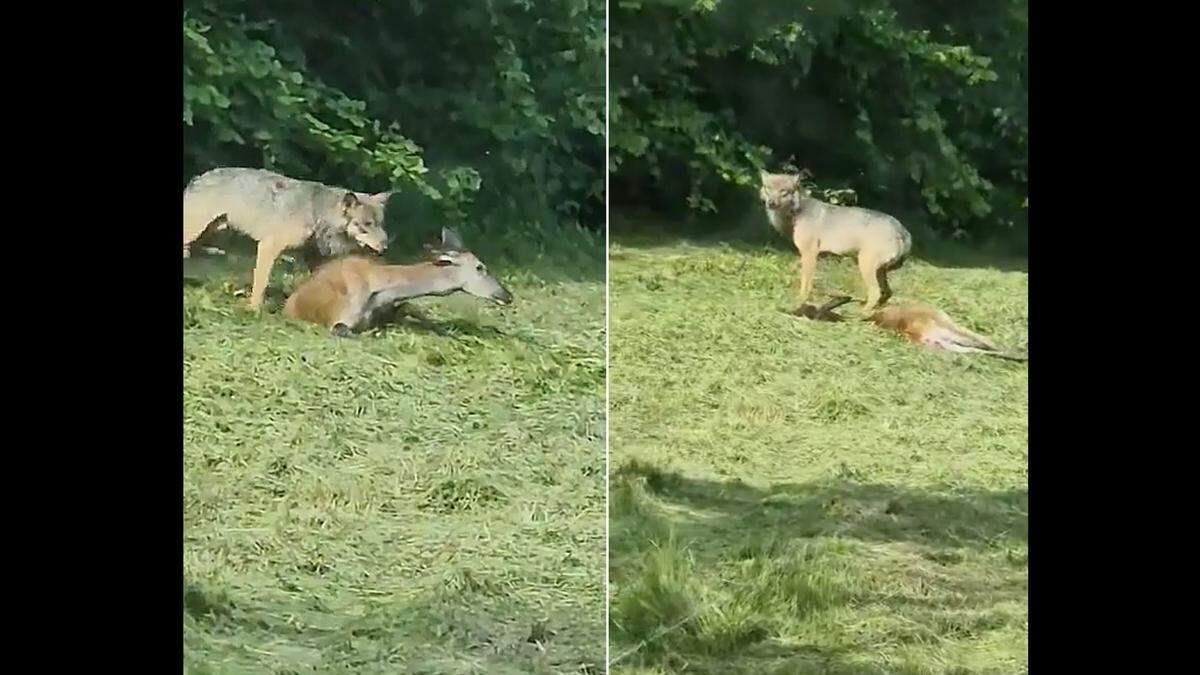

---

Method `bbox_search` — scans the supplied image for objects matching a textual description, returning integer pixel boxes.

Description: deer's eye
[476,264,485,272]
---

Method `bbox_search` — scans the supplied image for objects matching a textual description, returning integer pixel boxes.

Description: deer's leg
[330,303,367,337]
[357,286,418,330]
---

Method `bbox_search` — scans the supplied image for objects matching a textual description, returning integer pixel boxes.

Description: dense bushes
[183,0,605,254]
[183,1,1027,251]
[611,0,1027,249]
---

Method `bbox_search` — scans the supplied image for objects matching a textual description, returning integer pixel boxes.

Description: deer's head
[428,228,513,305]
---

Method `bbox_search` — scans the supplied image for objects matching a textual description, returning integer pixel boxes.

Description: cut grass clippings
[608,219,1028,675]
[184,228,606,674]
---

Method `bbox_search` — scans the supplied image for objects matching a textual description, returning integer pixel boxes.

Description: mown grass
[608,215,1028,674]
[183,224,605,674]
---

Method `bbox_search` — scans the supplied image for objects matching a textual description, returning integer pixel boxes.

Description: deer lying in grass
[791,296,1027,361]
[284,228,512,336]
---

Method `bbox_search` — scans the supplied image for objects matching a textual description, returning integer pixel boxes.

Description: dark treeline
[184,0,606,258]
[611,0,1027,252]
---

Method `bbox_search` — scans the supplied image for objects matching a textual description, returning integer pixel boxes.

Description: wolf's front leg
[250,228,310,311]
[795,242,819,307]
[250,238,288,311]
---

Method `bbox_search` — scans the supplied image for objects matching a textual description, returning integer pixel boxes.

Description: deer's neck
[367,263,461,303]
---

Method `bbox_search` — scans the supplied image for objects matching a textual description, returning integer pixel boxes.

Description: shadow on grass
[610,206,1028,274]
[184,577,605,674]
[615,460,1026,555]
[367,306,516,343]
[608,460,1027,673]
[616,640,955,675]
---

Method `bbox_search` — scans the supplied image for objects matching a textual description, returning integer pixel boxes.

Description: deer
[283,227,512,336]
[790,296,1027,361]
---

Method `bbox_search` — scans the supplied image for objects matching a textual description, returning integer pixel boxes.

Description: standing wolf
[760,170,912,312]
[183,167,392,310]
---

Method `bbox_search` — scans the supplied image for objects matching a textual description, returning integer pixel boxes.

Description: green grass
[608,218,1028,674]
[183,227,605,674]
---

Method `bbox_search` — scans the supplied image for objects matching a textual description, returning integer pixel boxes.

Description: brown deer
[283,228,512,336]
[791,296,1027,361]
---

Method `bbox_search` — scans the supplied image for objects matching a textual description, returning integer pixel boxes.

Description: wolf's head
[759,170,807,211]
[427,228,513,306]
[341,191,391,254]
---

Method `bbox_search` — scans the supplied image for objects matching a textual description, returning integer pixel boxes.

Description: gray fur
[760,169,912,310]
[183,167,390,257]
[183,166,393,309]
[761,172,911,266]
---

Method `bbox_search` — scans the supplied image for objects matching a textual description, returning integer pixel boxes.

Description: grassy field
[183,229,605,674]
[608,218,1028,674]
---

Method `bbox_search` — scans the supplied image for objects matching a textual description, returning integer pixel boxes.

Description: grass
[183,225,605,674]
[608,214,1028,674]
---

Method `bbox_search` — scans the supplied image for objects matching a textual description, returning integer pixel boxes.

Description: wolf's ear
[342,192,361,209]
[441,227,465,252]
[368,191,393,207]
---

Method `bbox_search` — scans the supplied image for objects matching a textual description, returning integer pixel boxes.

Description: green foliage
[184,0,605,237]
[611,0,1028,247]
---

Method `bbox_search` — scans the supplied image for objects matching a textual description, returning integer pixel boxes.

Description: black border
[42,0,185,665]
[36,0,1162,671]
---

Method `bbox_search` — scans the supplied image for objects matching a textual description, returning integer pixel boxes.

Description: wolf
[283,227,513,336]
[760,170,912,312]
[183,167,393,310]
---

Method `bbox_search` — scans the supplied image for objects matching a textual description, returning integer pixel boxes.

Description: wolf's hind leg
[858,251,884,312]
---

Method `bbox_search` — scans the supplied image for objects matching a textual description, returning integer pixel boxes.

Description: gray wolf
[760,170,912,312]
[183,167,392,310]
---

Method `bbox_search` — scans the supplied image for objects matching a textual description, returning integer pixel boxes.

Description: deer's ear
[433,254,455,266]
[441,227,465,251]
